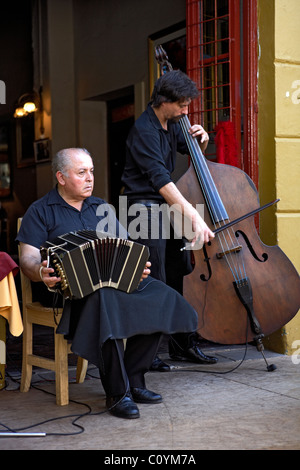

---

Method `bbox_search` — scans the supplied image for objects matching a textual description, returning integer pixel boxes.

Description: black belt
[128,199,163,207]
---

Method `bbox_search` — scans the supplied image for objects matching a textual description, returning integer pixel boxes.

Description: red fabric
[0,252,19,281]
[214,121,239,167]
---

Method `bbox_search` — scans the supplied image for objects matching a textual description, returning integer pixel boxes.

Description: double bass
[155,46,300,369]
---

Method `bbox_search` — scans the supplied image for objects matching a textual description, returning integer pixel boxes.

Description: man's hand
[19,242,61,289]
[190,210,214,249]
[140,261,151,281]
[39,260,61,289]
[188,124,209,151]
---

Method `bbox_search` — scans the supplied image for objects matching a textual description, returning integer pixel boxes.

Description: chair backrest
[17,217,33,305]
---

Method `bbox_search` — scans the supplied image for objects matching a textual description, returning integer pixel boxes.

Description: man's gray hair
[52,148,91,176]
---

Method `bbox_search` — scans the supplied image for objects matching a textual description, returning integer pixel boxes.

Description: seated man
[16,147,199,420]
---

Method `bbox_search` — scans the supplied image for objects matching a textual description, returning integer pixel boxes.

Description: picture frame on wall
[34,138,51,163]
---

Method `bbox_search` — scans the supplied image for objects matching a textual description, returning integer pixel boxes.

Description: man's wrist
[39,264,44,281]
[39,264,57,292]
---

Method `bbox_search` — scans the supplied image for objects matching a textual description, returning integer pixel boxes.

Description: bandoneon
[40,230,149,299]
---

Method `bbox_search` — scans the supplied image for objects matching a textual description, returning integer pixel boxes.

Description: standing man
[122,70,218,369]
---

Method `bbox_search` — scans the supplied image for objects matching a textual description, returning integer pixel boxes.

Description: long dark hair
[151,70,199,107]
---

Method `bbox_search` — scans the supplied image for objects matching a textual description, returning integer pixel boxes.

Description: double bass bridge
[216,244,242,259]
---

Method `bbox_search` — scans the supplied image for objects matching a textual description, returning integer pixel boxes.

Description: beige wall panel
[276,213,300,271]
[275,138,300,211]
[275,0,300,62]
[275,63,300,137]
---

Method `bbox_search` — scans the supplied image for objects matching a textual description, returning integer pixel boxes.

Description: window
[186,0,258,186]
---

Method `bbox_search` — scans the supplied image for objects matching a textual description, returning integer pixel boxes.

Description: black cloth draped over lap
[56,276,198,368]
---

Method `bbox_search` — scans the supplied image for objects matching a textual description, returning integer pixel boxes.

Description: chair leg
[20,319,33,393]
[54,331,69,406]
[76,357,88,383]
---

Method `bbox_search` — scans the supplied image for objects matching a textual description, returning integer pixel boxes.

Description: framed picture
[34,138,51,163]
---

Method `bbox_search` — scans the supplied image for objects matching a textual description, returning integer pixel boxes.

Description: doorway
[107,91,134,212]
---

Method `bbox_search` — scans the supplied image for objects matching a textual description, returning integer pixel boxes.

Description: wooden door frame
[242,0,258,188]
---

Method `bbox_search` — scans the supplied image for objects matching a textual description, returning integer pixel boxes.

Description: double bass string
[156,47,246,282]
[181,116,246,283]
[180,117,226,222]
[179,116,247,283]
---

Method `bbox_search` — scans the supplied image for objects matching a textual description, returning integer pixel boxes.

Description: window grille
[186,0,242,164]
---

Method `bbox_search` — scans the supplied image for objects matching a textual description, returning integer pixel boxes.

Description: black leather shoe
[149,355,170,372]
[170,345,218,364]
[131,387,162,404]
[106,393,140,419]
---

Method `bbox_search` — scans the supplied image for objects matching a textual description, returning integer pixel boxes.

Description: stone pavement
[0,344,299,450]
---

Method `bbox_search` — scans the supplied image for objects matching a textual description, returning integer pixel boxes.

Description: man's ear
[56,171,66,185]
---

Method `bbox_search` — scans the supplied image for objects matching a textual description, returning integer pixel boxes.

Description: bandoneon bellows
[40,230,149,299]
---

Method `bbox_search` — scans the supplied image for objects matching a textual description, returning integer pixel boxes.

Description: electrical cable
[167,316,270,376]
[1,317,274,437]
[0,339,132,437]
[170,341,249,375]
[0,367,106,437]
[168,336,249,376]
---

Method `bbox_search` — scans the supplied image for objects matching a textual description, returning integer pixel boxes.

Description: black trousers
[99,333,162,397]
[128,203,195,354]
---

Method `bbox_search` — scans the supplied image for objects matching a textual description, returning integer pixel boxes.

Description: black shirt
[16,185,198,358]
[16,186,126,249]
[122,103,189,201]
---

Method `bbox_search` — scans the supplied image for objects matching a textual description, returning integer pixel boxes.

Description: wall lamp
[14,91,39,117]
[14,87,44,136]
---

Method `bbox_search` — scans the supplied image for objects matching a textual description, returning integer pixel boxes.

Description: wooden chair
[17,218,88,405]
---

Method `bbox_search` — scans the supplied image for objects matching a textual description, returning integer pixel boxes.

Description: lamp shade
[23,101,37,113]
[14,107,27,118]
[14,92,39,118]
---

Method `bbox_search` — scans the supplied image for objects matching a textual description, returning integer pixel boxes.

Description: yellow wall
[258,0,300,354]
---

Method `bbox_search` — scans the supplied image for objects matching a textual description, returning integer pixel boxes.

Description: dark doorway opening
[107,92,134,212]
